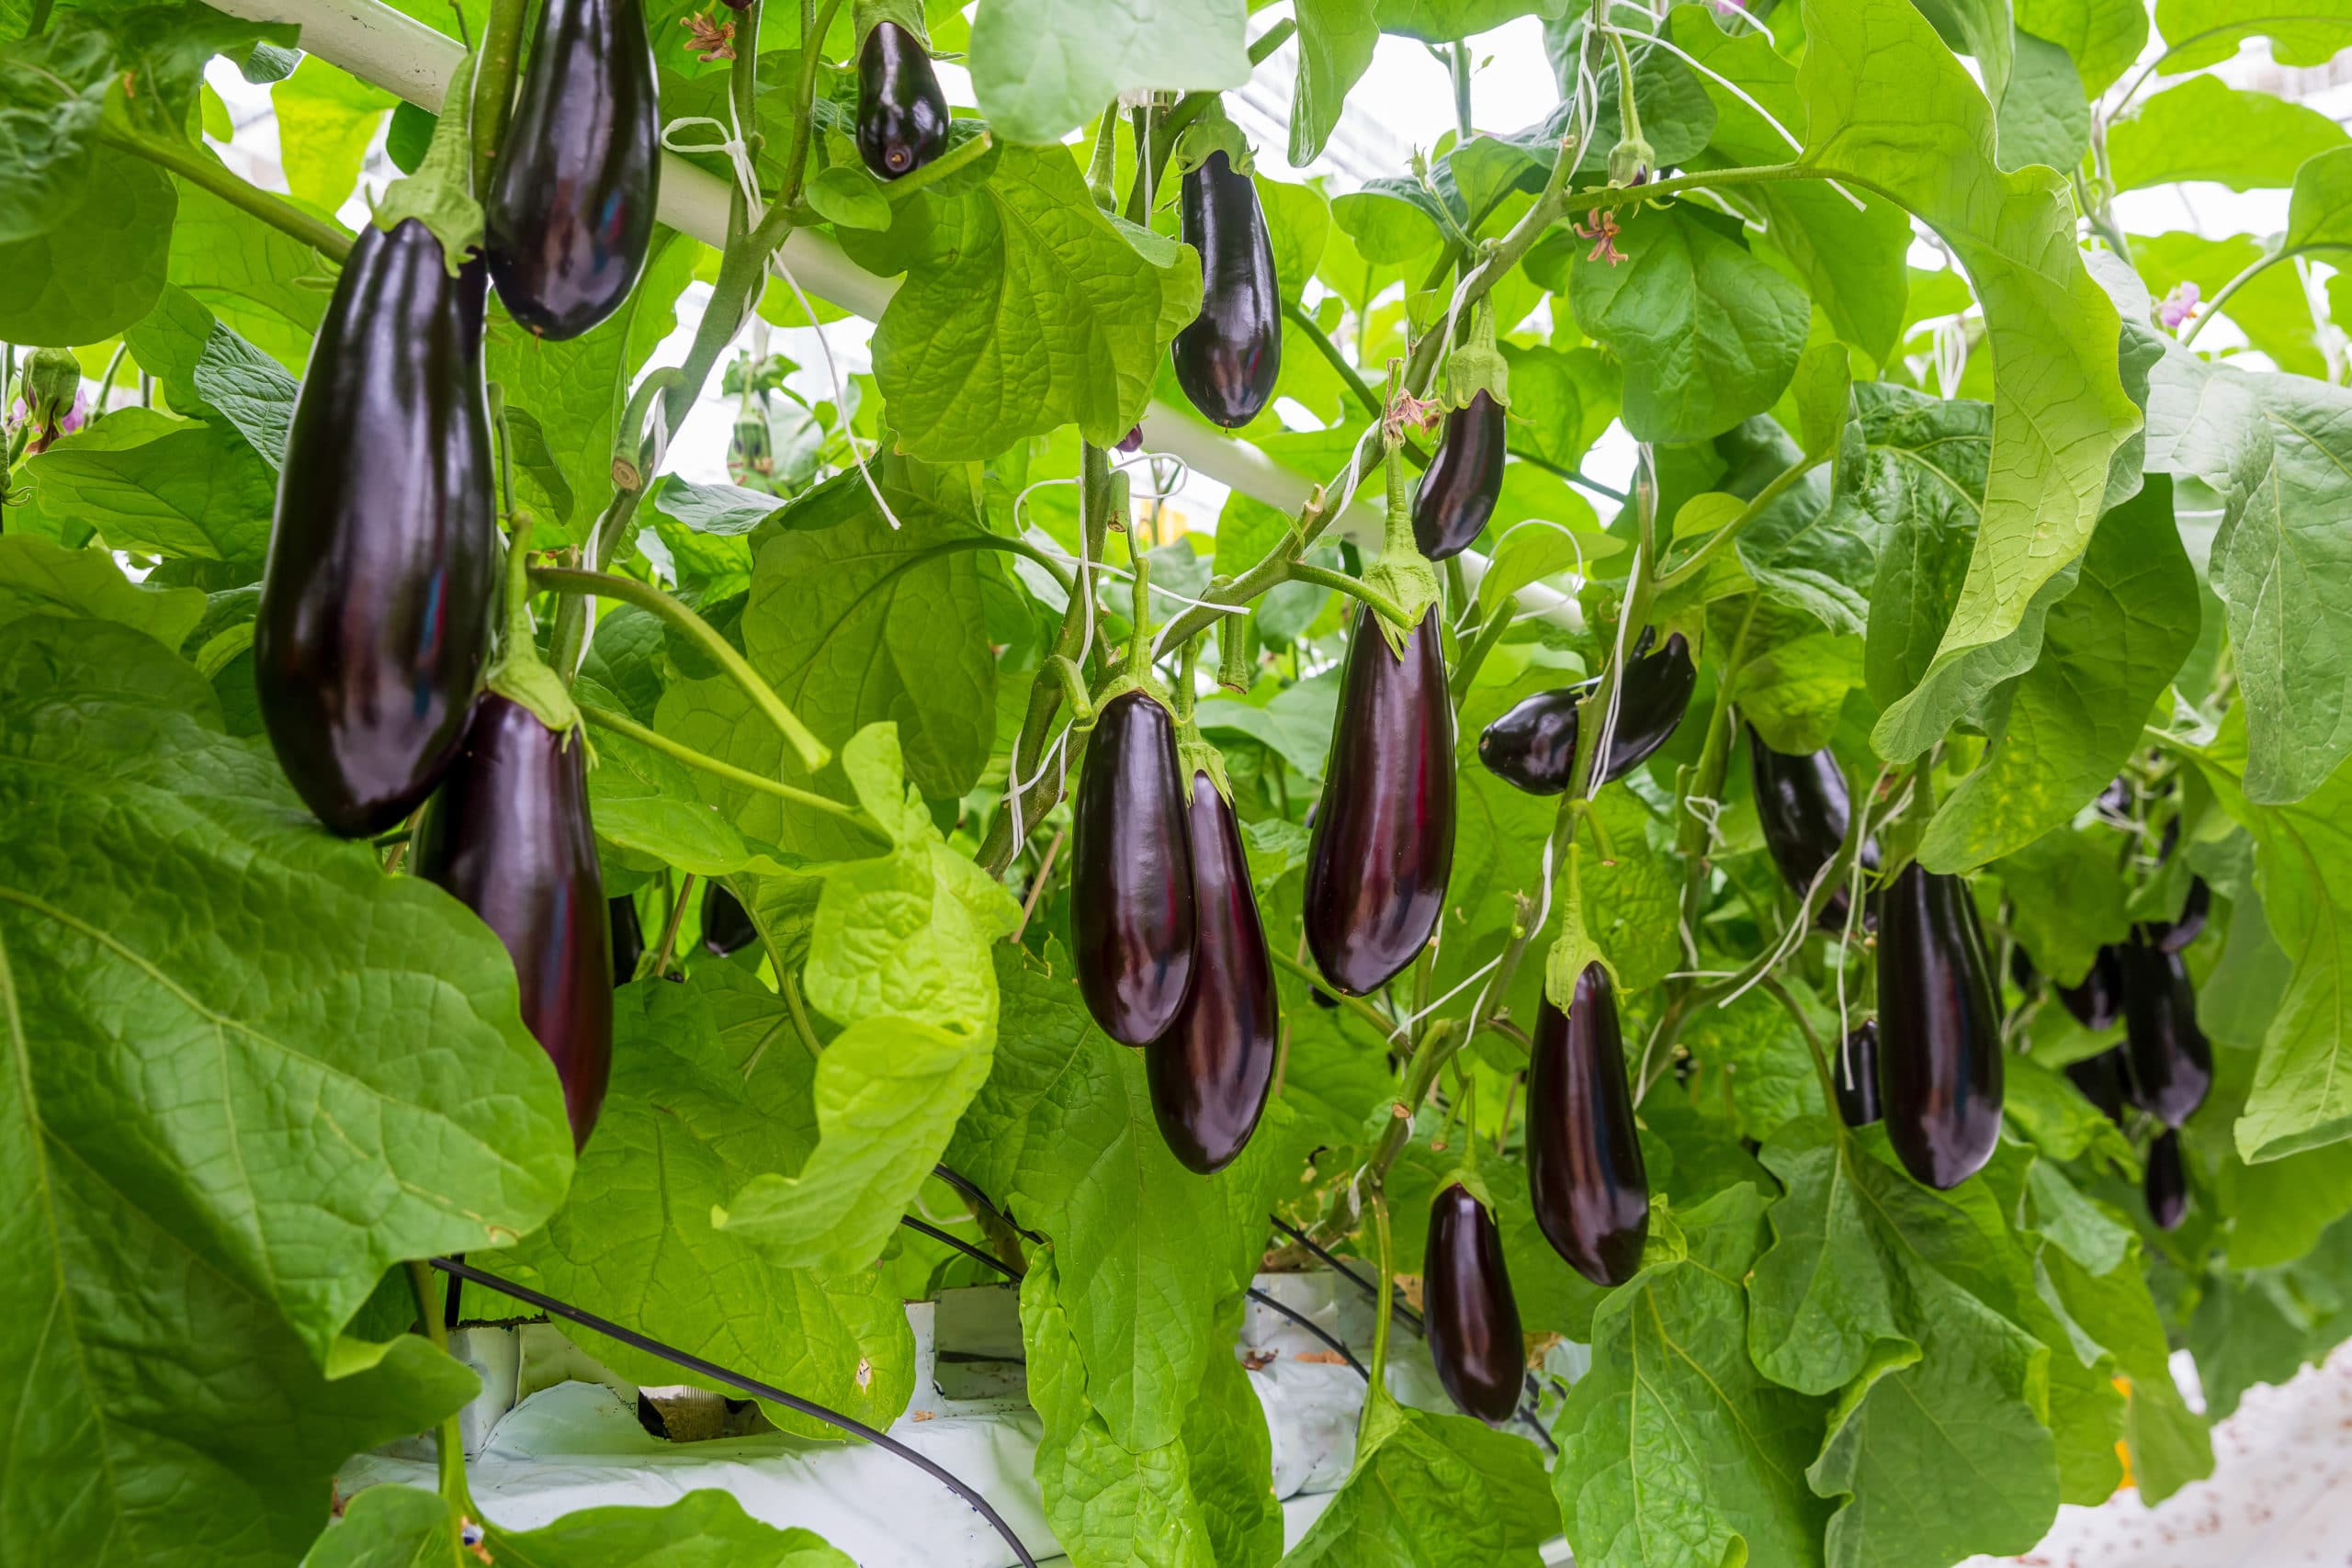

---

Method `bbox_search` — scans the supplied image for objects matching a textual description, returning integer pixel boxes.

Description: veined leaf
[967,0,1250,145]
[303,1483,858,1567]
[2109,73,2348,192]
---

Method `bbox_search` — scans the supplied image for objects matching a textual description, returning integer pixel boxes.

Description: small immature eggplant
[856,20,951,179]
[1748,729,1877,929]
[610,895,645,985]
[2008,945,2039,995]
[2065,1046,2130,1128]
[1876,862,2004,1190]
[1834,1021,1883,1128]
[2119,938,2211,1127]
[1478,633,1695,795]
[1424,1183,1525,1427]
[1528,964,1650,1288]
[414,695,614,1148]
[1412,391,1507,561]
[2056,945,2125,1032]
[1172,150,1281,429]
[2146,877,2211,954]
[701,884,758,958]
[1072,689,1197,1043]
[484,0,661,339]
[1148,771,1277,1175]
[1305,607,1455,996]
[2144,1129,2188,1231]
[256,219,496,838]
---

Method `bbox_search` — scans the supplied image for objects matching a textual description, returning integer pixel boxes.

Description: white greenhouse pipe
[204,0,1579,623]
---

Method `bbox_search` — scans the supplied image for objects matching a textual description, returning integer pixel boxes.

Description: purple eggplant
[1412,392,1506,561]
[1834,1020,1882,1128]
[2145,877,2211,954]
[2119,937,2211,1127]
[701,883,757,958]
[1748,728,1878,930]
[2056,945,2125,1032]
[1528,964,1649,1287]
[1172,150,1280,429]
[1424,1183,1525,1427]
[2065,1046,2129,1128]
[856,20,950,179]
[1478,632,1695,795]
[2144,1129,2188,1230]
[610,895,644,984]
[1071,688,1197,1044]
[1877,862,2003,1190]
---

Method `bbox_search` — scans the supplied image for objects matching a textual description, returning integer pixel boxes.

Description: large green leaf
[1556,1185,1831,1568]
[1797,0,2139,752]
[967,0,1250,144]
[842,143,1202,458]
[0,144,173,344]
[166,180,334,373]
[503,969,918,1438]
[718,726,1020,1272]
[1845,387,1992,714]
[270,54,398,212]
[2154,0,2352,69]
[304,1483,857,1568]
[26,405,276,564]
[1289,0,1379,165]
[1920,475,2198,870]
[0,534,206,646]
[1285,1383,1556,1567]
[2109,74,2348,192]
[2133,230,2324,378]
[2015,0,2148,96]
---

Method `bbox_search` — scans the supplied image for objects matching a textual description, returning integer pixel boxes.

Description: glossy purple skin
[2145,1128,2188,1231]
[1877,862,2004,1190]
[1148,772,1277,1174]
[1528,964,1650,1287]
[256,219,495,838]
[2120,938,2212,1128]
[2148,877,2211,954]
[1412,392,1506,561]
[1748,728,1878,931]
[1479,633,1694,795]
[1834,1021,1883,1129]
[1425,1183,1525,1427]
[701,883,757,957]
[484,0,661,340]
[609,895,644,985]
[1071,689,1197,1044]
[414,695,614,1149]
[2056,945,2125,1032]
[857,21,951,179]
[2065,1046,2130,1128]
[1304,607,1455,996]
[1172,152,1281,429]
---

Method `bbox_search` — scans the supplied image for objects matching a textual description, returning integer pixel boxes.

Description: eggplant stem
[886,128,995,203]
[96,125,353,263]
[469,0,531,192]
[1284,562,1410,627]
[651,873,696,980]
[1267,944,1395,1041]
[575,700,883,837]
[404,1259,481,1561]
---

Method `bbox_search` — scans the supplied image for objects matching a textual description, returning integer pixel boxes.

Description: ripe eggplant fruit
[1876,862,2004,1190]
[856,20,950,179]
[1148,772,1277,1174]
[414,695,613,1148]
[1424,1183,1525,1427]
[610,895,645,985]
[2119,938,2212,1127]
[1072,688,1197,1044]
[701,884,757,958]
[484,0,661,339]
[2146,877,2211,954]
[256,219,496,838]
[1412,391,1507,561]
[1305,607,1455,996]
[1172,150,1280,429]
[2055,945,2125,1032]
[2144,1129,2188,1231]
[1478,633,1695,795]
[1748,728,1877,929]
[2065,1046,2130,1128]
[1528,964,1650,1288]
[1834,1021,1883,1128]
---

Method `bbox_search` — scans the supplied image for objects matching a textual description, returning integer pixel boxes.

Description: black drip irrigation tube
[427,1256,1042,1568]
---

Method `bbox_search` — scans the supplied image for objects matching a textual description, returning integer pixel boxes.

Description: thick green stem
[780,0,844,210]
[1572,161,1810,213]
[404,1260,478,1556]
[1285,297,1383,418]
[98,127,352,262]
[1286,562,1411,627]
[1448,40,1474,139]
[651,872,696,978]
[577,700,884,835]
[469,0,531,191]
[1366,1018,1466,1187]
[2181,249,2293,347]
[1268,945,1394,1041]
[1762,975,1841,1116]
[532,566,830,770]
[886,127,994,202]
[1364,1189,1396,1396]
[1654,447,1826,590]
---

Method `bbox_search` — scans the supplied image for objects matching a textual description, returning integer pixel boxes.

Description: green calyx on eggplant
[701,883,758,958]
[1148,766,1277,1174]
[1413,297,1511,561]
[1305,605,1455,996]
[414,694,613,1149]
[2119,937,2211,1127]
[1528,963,1650,1287]
[1747,728,1878,930]
[1425,1182,1526,1427]
[484,0,662,339]
[1478,629,1694,795]
[1876,861,2004,1190]
[856,18,951,179]
[256,215,496,838]
[1171,139,1280,430]
[609,895,645,984]
[2054,944,2125,1032]
[2144,1129,2188,1231]
[1834,1020,1883,1129]
[2065,1046,2130,1128]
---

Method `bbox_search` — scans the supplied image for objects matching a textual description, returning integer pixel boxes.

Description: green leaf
[2133,229,2324,379]
[2109,73,2348,192]
[1577,786,1683,992]
[967,0,1250,145]
[1920,474,2198,871]
[2016,0,2149,96]
[1252,169,1329,303]
[1289,0,1379,165]
[1568,201,1811,445]
[740,482,999,799]
[1996,828,2131,986]
[0,21,112,243]
[304,1483,858,1568]
[586,727,753,877]
[270,54,399,212]
[2285,144,2352,251]
[1798,0,2141,752]
[1840,384,1991,715]
[718,726,1019,1272]
[504,970,917,1438]
[1555,1184,1832,1568]
[648,474,786,536]
[0,144,174,344]
[845,144,1203,457]
[0,534,206,647]
[26,405,276,564]
[1478,520,1609,621]
[1735,631,1866,755]
[166,179,333,372]
[806,163,892,231]
[2154,0,2352,70]
[1285,1387,1556,1566]
[1500,341,1622,474]
[1676,982,1830,1144]
[1996,28,2090,175]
